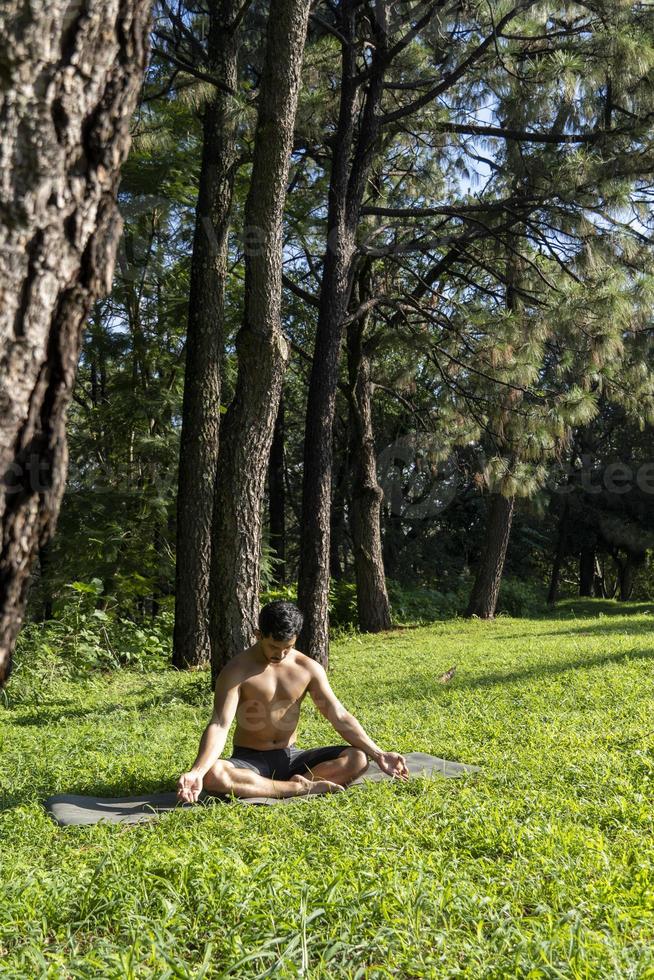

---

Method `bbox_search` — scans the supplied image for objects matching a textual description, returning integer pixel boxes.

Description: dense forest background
[16,0,654,676]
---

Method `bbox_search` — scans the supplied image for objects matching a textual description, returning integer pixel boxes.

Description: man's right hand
[375,751,409,781]
[177,771,203,804]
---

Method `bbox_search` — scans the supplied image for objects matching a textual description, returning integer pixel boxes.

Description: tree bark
[465,492,516,619]
[36,542,54,623]
[579,546,596,597]
[268,391,286,585]
[330,436,348,582]
[593,556,607,599]
[173,0,240,669]
[297,3,386,665]
[347,274,391,633]
[0,0,153,684]
[209,0,311,681]
[547,497,569,605]
[465,232,522,621]
[618,554,635,601]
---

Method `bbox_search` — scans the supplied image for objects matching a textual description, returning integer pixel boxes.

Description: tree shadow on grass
[486,617,654,643]
[460,644,654,689]
[371,644,654,703]
[5,679,210,728]
[537,598,654,619]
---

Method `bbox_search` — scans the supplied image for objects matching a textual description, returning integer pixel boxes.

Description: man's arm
[177,665,240,802]
[307,663,409,780]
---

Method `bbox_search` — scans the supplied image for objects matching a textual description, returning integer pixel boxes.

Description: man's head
[255,600,304,664]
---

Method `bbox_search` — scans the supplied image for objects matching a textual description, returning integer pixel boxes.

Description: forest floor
[2,598,654,978]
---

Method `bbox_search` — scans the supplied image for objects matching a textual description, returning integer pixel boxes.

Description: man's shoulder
[216,650,253,684]
[290,650,323,675]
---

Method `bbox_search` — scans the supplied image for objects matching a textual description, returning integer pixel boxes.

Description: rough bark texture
[617,554,637,601]
[619,562,634,601]
[297,3,386,665]
[547,497,569,606]
[209,0,311,682]
[173,0,239,670]
[0,0,153,684]
[579,546,596,597]
[329,441,348,581]
[465,492,516,619]
[268,392,286,585]
[346,277,391,633]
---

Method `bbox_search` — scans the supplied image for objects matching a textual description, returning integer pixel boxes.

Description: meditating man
[177,600,409,801]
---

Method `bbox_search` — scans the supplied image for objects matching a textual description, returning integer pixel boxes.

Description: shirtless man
[177,600,409,801]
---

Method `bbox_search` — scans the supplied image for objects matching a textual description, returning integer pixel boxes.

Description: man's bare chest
[239,671,308,709]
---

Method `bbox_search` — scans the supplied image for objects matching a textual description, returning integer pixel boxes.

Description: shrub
[8,579,172,705]
[496,578,547,617]
[387,578,466,625]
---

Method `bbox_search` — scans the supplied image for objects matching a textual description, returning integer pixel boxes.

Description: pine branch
[152,39,237,96]
[381,2,537,126]
[282,274,320,308]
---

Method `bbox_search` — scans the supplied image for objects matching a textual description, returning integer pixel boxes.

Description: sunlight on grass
[2,600,654,976]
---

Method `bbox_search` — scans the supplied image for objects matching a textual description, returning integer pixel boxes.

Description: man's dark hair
[258,600,303,640]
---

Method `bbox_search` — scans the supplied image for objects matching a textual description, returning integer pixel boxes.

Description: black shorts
[226,744,351,780]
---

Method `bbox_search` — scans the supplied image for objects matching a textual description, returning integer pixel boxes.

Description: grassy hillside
[2,599,654,977]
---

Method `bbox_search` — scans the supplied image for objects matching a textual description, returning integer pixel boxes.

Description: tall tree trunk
[347,274,391,633]
[36,542,54,623]
[466,231,523,621]
[593,556,607,599]
[579,546,596,597]
[209,0,311,682]
[0,0,152,684]
[330,438,348,581]
[382,509,402,581]
[297,4,386,665]
[268,391,286,585]
[547,497,570,605]
[618,554,635,601]
[173,0,239,670]
[465,493,516,619]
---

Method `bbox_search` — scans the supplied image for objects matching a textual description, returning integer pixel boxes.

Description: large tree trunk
[547,497,569,606]
[297,4,386,665]
[173,0,239,670]
[579,546,596,597]
[268,391,286,586]
[330,436,348,582]
[618,554,636,601]
[209,0,311,682]
[382,509,403,581]
[36,542,54,623]
[0,0,153,684]
[347,275,391,633]
[465,235,522,622]
[465,492,516,619]
[593,556,607,599]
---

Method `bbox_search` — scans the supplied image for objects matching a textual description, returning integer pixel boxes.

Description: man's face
[255,630,297,664]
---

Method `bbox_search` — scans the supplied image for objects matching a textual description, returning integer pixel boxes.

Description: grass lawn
[2,598,654,978]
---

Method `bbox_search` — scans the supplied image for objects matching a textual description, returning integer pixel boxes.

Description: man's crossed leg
[202,746,369,799]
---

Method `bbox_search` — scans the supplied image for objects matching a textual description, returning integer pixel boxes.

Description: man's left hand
[375,751,409,781]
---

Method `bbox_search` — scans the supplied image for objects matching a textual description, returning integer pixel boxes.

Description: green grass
[2,598,654,978]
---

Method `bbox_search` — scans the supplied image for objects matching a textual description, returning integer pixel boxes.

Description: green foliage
[3,608,654,975]
[327,580,358,632]
[496,578,547,618]
[11,581,172,706]
[386,578,466,624]
[23,0,654,651]
[264,578,544,633]
[258,577,296,599]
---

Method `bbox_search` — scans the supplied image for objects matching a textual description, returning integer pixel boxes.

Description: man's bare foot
[289,774,345,795]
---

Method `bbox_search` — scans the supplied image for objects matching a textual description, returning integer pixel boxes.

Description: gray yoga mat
[44,753,480,826]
